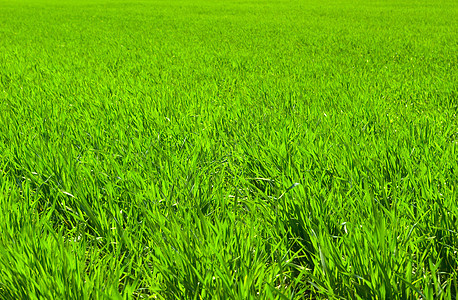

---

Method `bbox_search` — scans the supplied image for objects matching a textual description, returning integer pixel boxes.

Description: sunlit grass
[0,0,457,298]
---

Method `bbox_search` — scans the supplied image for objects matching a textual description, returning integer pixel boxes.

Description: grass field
[0,0,457,298]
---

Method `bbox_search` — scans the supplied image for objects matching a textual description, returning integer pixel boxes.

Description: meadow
[0,0,457,298]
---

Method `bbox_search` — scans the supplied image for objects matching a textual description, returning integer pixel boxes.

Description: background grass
[0,0,457,298]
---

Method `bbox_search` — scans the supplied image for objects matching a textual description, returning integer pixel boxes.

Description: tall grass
[0,0,457,298]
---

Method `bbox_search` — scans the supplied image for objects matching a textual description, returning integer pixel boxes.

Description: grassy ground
[0,0,457,298]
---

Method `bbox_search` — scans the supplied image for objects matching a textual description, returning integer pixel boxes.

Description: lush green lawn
[0,0,457,298]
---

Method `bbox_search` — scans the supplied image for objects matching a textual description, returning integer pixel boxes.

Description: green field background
[0,0,457,298]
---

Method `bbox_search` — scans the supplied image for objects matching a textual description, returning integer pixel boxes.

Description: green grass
[0,0,457,298]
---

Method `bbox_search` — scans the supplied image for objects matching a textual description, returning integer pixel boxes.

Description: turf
[0,0,457,298]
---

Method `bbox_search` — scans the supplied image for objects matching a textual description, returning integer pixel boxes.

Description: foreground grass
[0,0,457,298]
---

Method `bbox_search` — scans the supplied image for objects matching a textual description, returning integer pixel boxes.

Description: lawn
[0,0,457,298]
